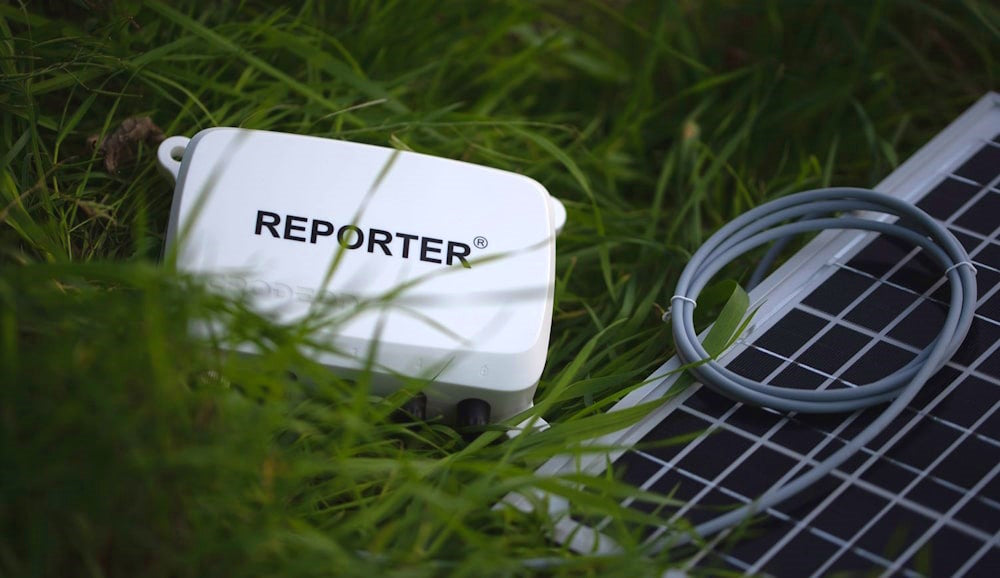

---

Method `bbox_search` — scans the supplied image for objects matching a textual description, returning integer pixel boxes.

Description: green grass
[1,1,997,576]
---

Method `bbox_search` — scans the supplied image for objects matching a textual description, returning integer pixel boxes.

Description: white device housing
[158,128,564,421]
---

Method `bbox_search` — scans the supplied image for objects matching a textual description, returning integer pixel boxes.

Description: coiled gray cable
[663,187,978,546]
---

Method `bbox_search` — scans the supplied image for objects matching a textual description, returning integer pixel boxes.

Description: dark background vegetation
[1,1,997,576]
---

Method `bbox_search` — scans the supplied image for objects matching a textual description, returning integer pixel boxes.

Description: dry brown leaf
[88,116,165,174]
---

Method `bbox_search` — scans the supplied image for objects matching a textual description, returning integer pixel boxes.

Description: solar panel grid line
[947,199,1000,242]
[795,402,1000,577]
[687,373,1000,536]
[799,197,1000,370]
[664,405,973,575]
[812,272,1000,381]
[660,466,912,574]
[769,315,1000,452]
[955,141,1000,188]
[735,314,899,399]
[758,140,998,572]
[956,531,1000,578]
[634,401,865,547]
[625,395,997,576]
[800,293,1000,376]
[625,443,915,574]
[509,93,1000,575]
[754,476,882,576]
[643,408,778,528]
[627,458,725,525]
[675,530,737,574]
[795,246,999,386]
[656,435,769,529]
[885,460,1000,577]
[653,400,826,499]
[723,236,940,390]
[834,263,943,304]
[754,296,890,380]
[785,295,909,388]
[533,357,701,477]
[600,395,912,534]
[971,243,1000,277]
[523,385,712,546]
[727,176,1000,571]
[706,324,906,561]
[580,392,992,558]
[704,253,993,566]
[683,392,997,546]
[667,414,931,527]
[723,129,1000,570]
[636,402,992,536]
[953,203,1000,235]
[611,410,775,533]
[852,231,1000,374]
[625,288,996,570]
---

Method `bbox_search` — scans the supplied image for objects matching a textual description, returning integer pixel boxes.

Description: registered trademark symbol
[473,236,488,249]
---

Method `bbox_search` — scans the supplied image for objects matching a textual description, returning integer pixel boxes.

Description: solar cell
[514,92,1000,576]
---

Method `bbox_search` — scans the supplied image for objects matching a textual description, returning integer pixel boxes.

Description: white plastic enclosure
[159,128,563,421]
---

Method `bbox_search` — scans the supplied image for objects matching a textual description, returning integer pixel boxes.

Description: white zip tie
[662,295,698,322]
[945,260,977,275]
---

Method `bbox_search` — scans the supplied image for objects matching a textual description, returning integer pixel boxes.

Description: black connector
[397,393,427,421]
[456,398,491,428]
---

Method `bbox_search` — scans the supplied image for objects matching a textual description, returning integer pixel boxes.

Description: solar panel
[513,92,1000,576]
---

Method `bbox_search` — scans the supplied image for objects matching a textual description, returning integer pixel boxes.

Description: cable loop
[659,187,977,547]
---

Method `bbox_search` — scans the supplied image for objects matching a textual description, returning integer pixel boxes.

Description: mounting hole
[157,136,190,181]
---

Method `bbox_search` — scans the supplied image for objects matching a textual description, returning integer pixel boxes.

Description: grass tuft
[2,1,997,575]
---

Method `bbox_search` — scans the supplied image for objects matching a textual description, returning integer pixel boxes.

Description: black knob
[456,398,491,428]
[397,393,427,421]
